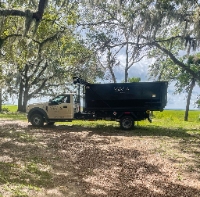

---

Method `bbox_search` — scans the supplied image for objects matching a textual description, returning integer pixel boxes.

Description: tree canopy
[0,0,104,111]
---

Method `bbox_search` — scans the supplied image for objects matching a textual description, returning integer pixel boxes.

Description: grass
[0,105,199,131]
[0,105,26,120]
[153,109,200,122]
[1,105,18,112]
[57,109,200,134]
[0,104,200,138]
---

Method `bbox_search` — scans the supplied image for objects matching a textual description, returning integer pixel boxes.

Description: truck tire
[30,114,44,126]
[120,116,134,130]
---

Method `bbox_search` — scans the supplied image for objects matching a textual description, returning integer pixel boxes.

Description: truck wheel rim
[122,119,132,128]
[33,117,41,125]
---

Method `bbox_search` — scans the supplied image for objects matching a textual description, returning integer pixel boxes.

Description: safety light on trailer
[152,94,156,97]
[113,111,117,116]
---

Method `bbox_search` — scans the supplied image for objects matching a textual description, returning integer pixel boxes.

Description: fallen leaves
[0,120,200,196]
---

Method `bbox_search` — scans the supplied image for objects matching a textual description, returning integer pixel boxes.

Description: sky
[113,56,200,110]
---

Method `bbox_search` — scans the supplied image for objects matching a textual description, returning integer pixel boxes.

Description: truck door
[59,95,74,119]
[48,95,74,119]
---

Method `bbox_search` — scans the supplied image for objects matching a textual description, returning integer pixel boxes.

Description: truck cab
[27,93,77,126]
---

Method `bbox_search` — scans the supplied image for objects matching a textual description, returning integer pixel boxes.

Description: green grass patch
[0,112,26,120]
[0,107,200,136]
[0,105,26,120]
[2,105,18,112]
[153,110,200,122]
[52,110,200,139]
[134,110,200,137]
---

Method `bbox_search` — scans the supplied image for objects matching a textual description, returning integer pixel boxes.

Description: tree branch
[0,9,26,17]
[0,34,22,48]
[0,0,48,21]
[30,60,49,86]
[32,0,48,21]
[152,41,200,80]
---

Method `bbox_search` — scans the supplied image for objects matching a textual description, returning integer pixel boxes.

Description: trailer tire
[120,116,134,130]
[30,114,44,126]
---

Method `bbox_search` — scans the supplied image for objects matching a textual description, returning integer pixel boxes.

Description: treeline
[0,0,199,120]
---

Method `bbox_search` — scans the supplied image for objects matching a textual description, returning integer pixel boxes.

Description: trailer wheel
[30,114,44,126]
[120,116,134,130]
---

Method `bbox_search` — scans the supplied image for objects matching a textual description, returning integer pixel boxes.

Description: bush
[1,107,10,113]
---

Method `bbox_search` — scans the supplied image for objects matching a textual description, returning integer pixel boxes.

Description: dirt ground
[0,120,200,197]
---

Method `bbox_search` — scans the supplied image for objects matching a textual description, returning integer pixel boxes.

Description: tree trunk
[0,88,2,112]
[107,49,117,83]
[125,68,128,83]
[22,91,28,112]
[184,79,195,121]
[125,41,129,83]
[17,80,24,112]
[109,66,117,83]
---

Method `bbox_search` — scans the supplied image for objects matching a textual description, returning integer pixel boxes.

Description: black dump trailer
[84,82,167,111]
[74,78,168,130]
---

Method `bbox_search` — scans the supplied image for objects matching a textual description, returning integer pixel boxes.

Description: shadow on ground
[0,121,199,196]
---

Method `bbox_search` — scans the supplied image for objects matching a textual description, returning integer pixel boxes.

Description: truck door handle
[63,106,67,108]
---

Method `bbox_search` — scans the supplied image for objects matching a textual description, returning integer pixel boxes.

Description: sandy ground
[0,120,200,197]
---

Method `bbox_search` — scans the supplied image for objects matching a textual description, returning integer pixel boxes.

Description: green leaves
[0,1,105,109]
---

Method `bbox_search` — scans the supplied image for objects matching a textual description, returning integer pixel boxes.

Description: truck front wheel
[120,116,134,130]
[30,114,44,126]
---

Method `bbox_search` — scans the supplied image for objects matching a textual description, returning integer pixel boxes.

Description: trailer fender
[118,112,137,120]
